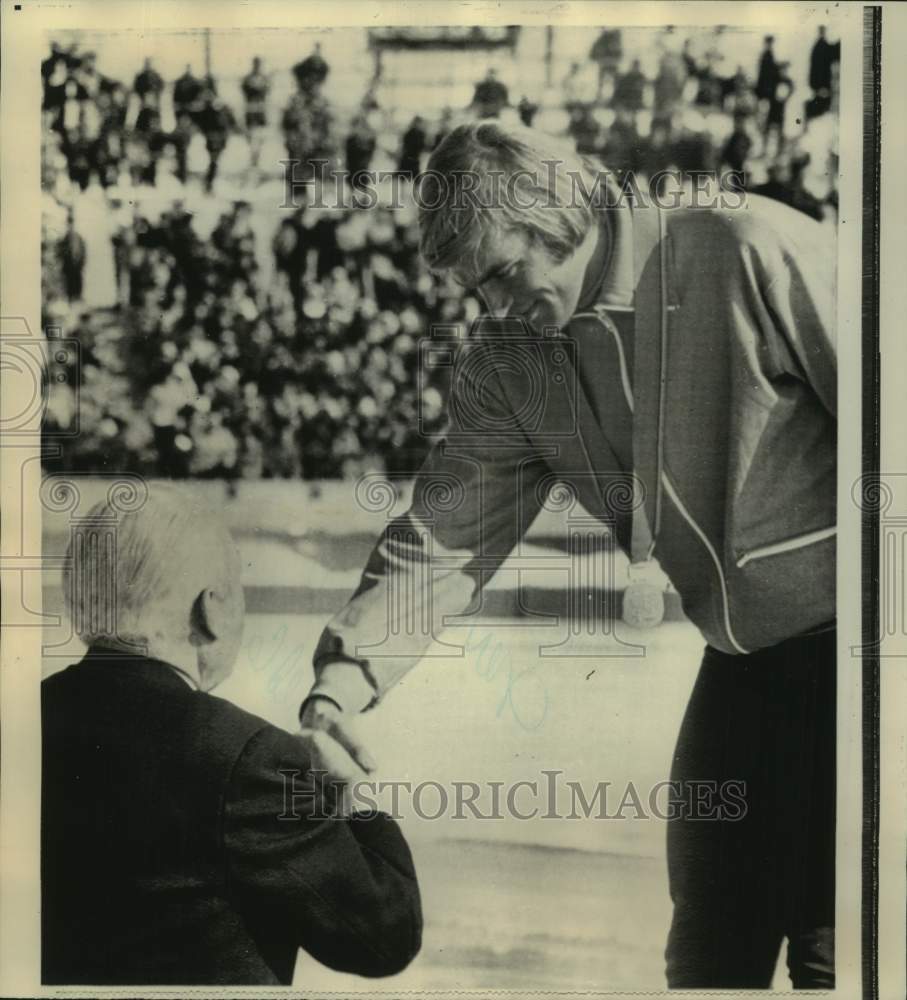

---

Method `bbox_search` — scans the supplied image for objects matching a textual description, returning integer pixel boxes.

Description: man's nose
[481,288,513,319]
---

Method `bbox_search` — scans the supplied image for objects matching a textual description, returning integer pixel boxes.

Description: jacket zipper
[578,235,749,655]
[579,298,750,653]
[660,473,749,655]
[572,307,635,412]
[736,525,836,568]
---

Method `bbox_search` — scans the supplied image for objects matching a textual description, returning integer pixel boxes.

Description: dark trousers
[665,626,836,989]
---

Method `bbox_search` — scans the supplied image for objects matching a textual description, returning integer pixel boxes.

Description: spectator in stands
[133,57,164,109]
[562,61,586,111]
[653,49,688,127]
[692,57,722,109]
[589,28,623,101]
[566,104,599,157]
[345,112,377,188]
[720,112,754,179]
[670,119,718,178]
[72,50,102,101]
[57,75,85,137]
[42,41,69,90]
[517,95,539,128]
[293,43,329,91]
[471,68,509,119]
[601,107,641,180]
[283,81,336,179]
[764,61,794,155]
[197,91,237,192]
[702,26,731,103]
[612,58,647,116]
[273,215,307,310]
[134,97,161,137]
[62,121,96,190]
[171,110,194,184]
[135,101,169,186]
[309,211,345,282]
[723,65,755,117]
[755,35,779,105]
[397,116,427,181]
[807,26,839,121]
[680,38,699,81]
[173,64,205,122]
[809,25,836,96]
[639,117,677,192]
[241,56,270,171]
[58,209,86,304]
[98,79,128,143]
[211,202,256,279]
[43,53,70,124]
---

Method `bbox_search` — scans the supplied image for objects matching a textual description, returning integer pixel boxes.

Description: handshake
[297,660,378,813]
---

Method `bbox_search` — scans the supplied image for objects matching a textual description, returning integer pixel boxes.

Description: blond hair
[418,121,600,287]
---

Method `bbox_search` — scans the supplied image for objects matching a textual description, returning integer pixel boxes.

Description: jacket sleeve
[310,342,552,710]
[757,218,837,418]
[224,724,422,978]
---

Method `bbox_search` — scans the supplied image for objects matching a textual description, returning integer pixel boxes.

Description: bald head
[64,485,244,689]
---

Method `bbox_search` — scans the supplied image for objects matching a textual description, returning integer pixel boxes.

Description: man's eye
[481,263,518,294]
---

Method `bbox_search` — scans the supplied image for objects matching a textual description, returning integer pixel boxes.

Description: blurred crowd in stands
[42,25,839,480]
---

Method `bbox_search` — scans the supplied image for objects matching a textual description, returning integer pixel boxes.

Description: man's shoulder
[665,193,829,274]
[225,712,313,784]
[668,193,824,245]
[196,689,306,767]
[42,656,275,770]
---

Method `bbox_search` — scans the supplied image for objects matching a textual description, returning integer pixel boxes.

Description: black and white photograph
[0,2,903,997]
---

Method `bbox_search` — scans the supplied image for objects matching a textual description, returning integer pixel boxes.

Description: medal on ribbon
[622,560,665,629]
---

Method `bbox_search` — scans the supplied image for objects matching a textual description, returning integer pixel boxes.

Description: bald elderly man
[41,487,421,986]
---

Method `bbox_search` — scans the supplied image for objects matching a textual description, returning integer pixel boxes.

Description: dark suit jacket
[41,650,422,985]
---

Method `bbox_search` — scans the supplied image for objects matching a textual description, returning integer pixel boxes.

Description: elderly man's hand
[300,694,376,772]
[298,698,376,816]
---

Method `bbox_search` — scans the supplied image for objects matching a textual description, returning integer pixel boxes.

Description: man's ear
[190,588,226,645]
